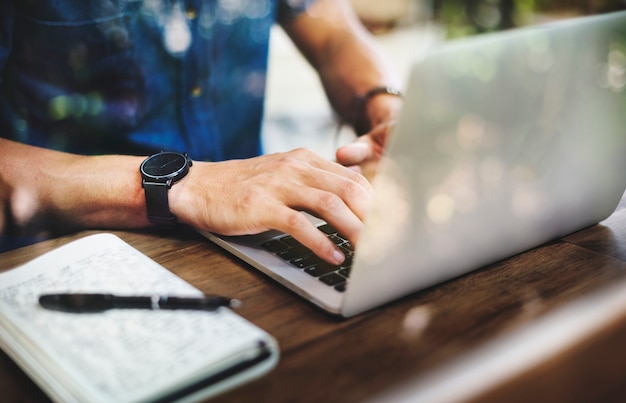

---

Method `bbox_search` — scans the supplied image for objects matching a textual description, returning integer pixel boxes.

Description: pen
[38,293,241,313]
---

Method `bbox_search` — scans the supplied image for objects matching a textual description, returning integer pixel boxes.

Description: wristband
[353,86,403,136]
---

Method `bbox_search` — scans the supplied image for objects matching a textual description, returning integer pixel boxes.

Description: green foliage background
[435,0,626,38]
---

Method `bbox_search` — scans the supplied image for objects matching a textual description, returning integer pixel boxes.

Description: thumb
[336,142,372,167]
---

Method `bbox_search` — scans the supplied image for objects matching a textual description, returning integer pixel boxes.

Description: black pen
[38,293,241,313]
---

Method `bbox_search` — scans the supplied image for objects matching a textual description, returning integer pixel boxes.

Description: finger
[269,154,373,223]
[345,165,363,174]
[267,162,369,250]
[292,187,363,243]
[273,207,347,265]
[335,142,372,167]
[305,167,372,220]
[249,150,373,220]
[291,148,373,192]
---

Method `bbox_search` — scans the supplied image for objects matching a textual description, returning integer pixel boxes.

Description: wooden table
[2,193,626,402]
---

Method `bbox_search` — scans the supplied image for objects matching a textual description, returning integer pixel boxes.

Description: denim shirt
[0,0,312,161]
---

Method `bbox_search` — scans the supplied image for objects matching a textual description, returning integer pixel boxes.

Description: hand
[336,90,402,180]
[335,120,396,181]
[169,148,374,265]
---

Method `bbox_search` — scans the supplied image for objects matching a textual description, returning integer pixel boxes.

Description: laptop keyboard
[261,224,353,292]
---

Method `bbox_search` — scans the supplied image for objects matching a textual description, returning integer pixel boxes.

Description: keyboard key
[261,239,289,253]
[279,235,301,247]
[340,256,353,268]
[328,235,345,245]
[290,255,323,269]
[339,245,353,257]
[338,268,351,278]
[318,224,336,235]
[277,245,311,260]
[319,272,346,286]
[304,263,339,277]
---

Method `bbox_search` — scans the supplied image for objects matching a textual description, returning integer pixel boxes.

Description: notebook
[0,234,279,402]
[199,11,626,317]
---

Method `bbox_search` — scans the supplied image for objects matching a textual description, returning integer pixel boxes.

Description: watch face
[140,152,189,180]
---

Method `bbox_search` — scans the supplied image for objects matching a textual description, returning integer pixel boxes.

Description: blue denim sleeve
[277,0,317,24]
[0,1,15,85]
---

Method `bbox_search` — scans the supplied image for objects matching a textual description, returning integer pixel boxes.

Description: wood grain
[1,195,625,402]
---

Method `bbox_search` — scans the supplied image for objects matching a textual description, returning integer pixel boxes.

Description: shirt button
[191,85,203,97]
[186,7,197,20]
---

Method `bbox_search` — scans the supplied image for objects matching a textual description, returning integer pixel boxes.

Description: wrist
[353,86,403,135]
[364,92,403,130]
[139,151,192,226]
[166,164,196,226]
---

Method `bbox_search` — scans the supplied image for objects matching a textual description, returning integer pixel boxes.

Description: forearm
[318,24,399,127]
[0,138,375,265]
[284,0,403,132]
[0,138,149,235]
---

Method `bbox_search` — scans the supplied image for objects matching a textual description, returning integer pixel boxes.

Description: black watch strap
[143,181,177,225]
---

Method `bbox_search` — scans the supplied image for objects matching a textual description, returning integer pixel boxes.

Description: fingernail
[332,249,345,265]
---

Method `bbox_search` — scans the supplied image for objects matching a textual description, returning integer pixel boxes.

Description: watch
[139,151,192,225]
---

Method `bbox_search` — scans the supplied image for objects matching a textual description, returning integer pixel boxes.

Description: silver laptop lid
[343,12,626,316]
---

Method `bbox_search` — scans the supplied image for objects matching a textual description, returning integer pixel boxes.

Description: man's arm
[0,138,372,265]
[282,0,403,132]
[282,0,403,180]
[0,138,148,236]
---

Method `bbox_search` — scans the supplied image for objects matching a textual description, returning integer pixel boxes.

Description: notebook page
[0,233,270,403]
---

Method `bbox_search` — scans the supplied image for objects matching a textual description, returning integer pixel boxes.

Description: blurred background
[351,0,626,36]
[262,0,626,157]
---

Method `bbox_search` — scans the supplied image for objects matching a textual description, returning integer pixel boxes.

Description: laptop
[198,11,626,317]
